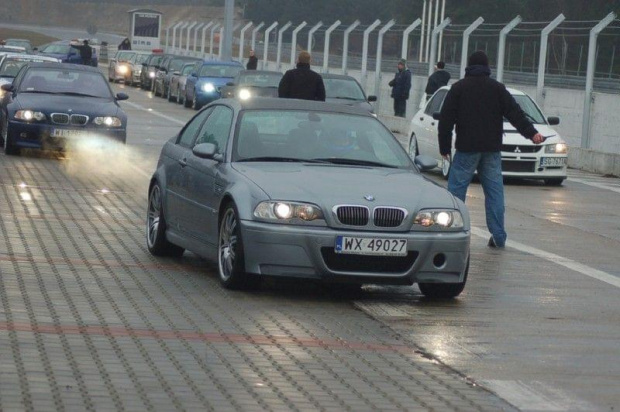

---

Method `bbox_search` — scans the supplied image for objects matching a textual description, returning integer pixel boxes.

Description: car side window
[194,106,234,155]
[424,90,448,116]
[177,108,213,147]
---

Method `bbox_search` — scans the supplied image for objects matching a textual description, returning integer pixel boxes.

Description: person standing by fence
[388,59,412,118]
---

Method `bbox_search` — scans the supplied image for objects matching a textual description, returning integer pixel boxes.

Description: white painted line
[122,101,186,126]
[471,226,620,289]
[568,177,620,194]
[481,380,593,411]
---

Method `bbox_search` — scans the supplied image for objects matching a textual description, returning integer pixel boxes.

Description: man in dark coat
[425,61,450,99]
[246,50,258,70]
[438,51,544,248]
[118,38,131,50]
[388,59,411,117]
[278,51,326,101]
[70,40,93,66]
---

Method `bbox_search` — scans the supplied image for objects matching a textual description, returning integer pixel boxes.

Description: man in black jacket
[118,38,131,50]
[278,51,325,101]
[246,50,258,70]
[388,59,411,117]
[425,61,450,100]
[70,40,93,66]
[438,51,544,248]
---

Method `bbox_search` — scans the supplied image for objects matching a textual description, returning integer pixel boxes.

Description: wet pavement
[0,80,618,411]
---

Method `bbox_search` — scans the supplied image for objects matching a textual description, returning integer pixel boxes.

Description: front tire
[146,183,184,257]
[177,88,184,105]
[218,204,258,289]
[418,257,469,299]
[3,118,18,156]
[191,92,202,110]
[167,86,175,102]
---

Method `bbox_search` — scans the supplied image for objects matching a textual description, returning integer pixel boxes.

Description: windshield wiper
[524,112,540,124]
[54,92,104,98]
[238,156,328,163]
[312,158,397,168]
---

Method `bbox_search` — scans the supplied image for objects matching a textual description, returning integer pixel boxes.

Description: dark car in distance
[322,74,377,115]
[153,56,200,99]
[220,70,282,100]
[38,41,98,67]
[0,62,128,155]
[140,52,167,90]
[184,60,244,110]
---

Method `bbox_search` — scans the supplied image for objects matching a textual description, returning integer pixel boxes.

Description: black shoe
[487,236,504,248]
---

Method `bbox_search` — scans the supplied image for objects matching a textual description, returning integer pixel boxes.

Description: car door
[164,108,212,232]
[184,105,234,246]
[416,89,448,158]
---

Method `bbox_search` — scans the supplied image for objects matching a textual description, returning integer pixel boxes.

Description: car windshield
[511,95,547,124]
[18,68,113,98]
[324,78,366,101]
[235,110,413,169]
[149,55,164,66]
[0,58,49,77]
[238,72,281,88]
[41,44,71,54]
[6,40,31,49]
[117,51,135,61]
[134,54,149,64]
[200,64,242,78]
[181,64,194,75]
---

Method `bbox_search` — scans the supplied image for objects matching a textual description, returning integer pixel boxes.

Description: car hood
[325,97,375,114]
[233,162,456,210]
[503,123,563,144]
[15,93,120,116]
[199,77,235,87]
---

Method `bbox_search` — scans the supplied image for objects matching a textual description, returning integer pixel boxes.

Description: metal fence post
[496,16,521,82]
[177,22,189,52]
[323,20,342,73]
[342,20,360,75]
[460,17,484,79]
[582,12,616,149]
[307,22,323,53]
[420,0,427,62]
[239,22,253,61]
[429,18,451,76]
[290,22,308,67]
[209,23,220,58]
[277,21,293,70]
[165,24,175,52]
[425,0,433,62]
[374,20,396,114]
[185,22,198,54]
[263,22,279,69]
[401,19,422,60]
[171,22,184,53]
[200,22,214,55]
[251,22,265,52]
[361,20,381,84]
[192,23,205,55]
[536,14,565,104]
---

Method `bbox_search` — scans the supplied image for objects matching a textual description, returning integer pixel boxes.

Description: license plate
[51,129,86,139]
[540,157,566,167]
[335,236,408,257]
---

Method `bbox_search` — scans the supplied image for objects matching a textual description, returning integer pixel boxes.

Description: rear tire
[544,178,565,186]
[167,86,175,102]
[177,88,184,105]
[418,257,468,299]
[146,183,185,257]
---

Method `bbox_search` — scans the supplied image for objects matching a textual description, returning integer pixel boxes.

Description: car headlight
[238,88,251,100]
[202,82,216,93]
[545,143,568,154]
[94,116,122,127]
[254,201,324,223]
[117,65,129,74]
[15,110,46,121]
[149,71,156,78]
[414,209,463,229]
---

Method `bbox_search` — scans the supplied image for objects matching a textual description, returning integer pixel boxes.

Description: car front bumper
[240,220,470,285]
[195,90,221,105]
[7,121,127,149]
[500,153,568,179]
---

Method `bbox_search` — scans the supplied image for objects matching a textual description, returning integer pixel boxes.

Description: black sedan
[0,62,128,155]
[220,70,282,100]
[323,74,377,115]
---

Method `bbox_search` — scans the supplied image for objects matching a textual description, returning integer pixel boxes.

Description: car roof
[1,53,59,62]
[199,60,243,66]
[436,85,526,96]
[221,97,372,116]
[321,73,359,81]
[238,70,282,75]
[23,62,102,72]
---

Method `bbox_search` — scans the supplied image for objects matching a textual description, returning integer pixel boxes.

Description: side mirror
[190,72,197,77]
[173,71,180,76]
[33,47,38,52]
[432,111,441,121]
[116,93,129,101]
[1,83,14,92]
[142,62,147,66]
[367,95,377,102]
[547,116,560,126]
[226,82,235,86]
[414,155,438,171]
[192,143,218,160]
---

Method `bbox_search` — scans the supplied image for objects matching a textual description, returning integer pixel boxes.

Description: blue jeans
[447,151,506,247]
